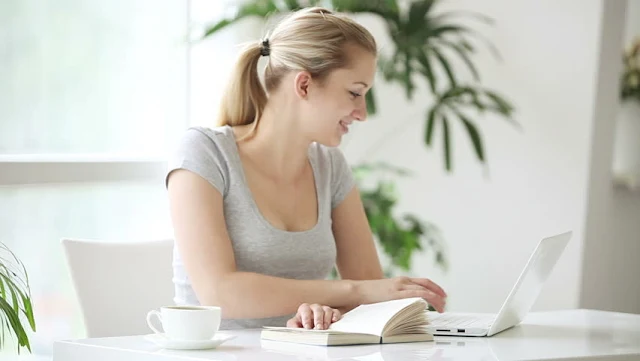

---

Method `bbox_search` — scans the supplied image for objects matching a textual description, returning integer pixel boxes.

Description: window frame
[0,156,167,185]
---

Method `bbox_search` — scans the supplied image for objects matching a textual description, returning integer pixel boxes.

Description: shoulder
[166,125,236,195]
[170,125,237,163]
[175,125,233,149]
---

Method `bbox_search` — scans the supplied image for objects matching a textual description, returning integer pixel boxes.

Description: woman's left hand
[286,303,342,330]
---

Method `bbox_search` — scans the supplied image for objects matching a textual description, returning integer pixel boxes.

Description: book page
[329,298,424,336]
[262,327,349,334]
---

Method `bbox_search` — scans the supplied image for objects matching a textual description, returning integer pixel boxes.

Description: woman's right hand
[354,277,448,312]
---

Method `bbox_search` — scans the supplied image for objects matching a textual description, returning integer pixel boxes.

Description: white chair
[61,238,175,338]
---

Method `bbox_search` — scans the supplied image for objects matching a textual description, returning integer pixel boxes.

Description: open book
[260,297,433,346]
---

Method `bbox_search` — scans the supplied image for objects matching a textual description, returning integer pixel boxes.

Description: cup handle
[146,310,164,334]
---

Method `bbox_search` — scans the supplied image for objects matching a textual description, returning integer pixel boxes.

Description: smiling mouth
[339,120,351,133]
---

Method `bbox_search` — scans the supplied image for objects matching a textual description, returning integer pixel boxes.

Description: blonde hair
[216,7,377,132]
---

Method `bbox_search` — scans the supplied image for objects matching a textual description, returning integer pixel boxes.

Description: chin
[318,139,341,148]
[328,132,345,147]
[314,134,342,148]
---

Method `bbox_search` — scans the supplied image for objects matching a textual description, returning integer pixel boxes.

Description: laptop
[426,231,572,337]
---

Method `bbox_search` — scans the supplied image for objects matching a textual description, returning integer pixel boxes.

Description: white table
[52,309,640,361]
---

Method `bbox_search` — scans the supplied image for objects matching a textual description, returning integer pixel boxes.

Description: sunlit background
[1,0,639,360]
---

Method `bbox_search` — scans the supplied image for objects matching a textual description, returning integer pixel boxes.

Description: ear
[293,71,312,100]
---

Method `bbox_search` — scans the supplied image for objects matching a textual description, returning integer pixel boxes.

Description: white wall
[341,0,606,313]
[580,0,640,315]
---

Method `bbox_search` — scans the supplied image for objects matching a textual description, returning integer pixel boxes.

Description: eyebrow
[354,81,369,88]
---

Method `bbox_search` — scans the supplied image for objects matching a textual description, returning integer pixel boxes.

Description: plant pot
[612,101,640,174]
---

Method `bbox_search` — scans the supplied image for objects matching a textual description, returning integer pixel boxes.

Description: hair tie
[260,39,270,57]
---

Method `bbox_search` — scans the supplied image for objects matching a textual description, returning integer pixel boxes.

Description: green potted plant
[351,162,448,277]
[199,0,515,276]
[0,243,36,354]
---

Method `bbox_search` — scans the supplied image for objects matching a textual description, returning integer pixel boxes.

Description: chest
[219,144,337,279]
[241,162,320,233]
[221,171,336,280]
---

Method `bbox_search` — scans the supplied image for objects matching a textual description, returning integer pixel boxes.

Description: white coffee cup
[146,305,221,341]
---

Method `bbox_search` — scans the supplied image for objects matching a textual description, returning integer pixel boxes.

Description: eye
[349,91,362,98]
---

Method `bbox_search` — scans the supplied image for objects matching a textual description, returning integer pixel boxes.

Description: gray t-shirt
[165,125,355,330]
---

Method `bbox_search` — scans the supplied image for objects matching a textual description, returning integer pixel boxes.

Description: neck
[237,99,311,180]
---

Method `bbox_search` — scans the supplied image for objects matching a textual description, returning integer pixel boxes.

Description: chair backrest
[61,238,175,338]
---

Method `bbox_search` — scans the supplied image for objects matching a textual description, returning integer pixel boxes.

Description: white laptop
[426,231,572,337]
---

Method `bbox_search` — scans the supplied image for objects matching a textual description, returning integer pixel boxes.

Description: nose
[352,103,367,122]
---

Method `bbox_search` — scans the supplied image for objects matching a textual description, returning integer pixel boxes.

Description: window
[0,0,189,357]
[0,0,187,156]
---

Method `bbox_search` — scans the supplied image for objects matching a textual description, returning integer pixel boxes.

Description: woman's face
[295,45,377,147]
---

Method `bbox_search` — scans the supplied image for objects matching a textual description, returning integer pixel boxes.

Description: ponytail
[216,42,268,131]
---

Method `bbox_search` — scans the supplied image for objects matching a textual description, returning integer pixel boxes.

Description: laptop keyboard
[428,313,495,328]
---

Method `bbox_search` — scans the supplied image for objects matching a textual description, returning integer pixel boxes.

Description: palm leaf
[415,48,437,93]
[426,24,474,38]
[403,52,416,99]
[10,288,18,316]
[0,243,35,354]
[441,113,452,171]
[461,39,474,52]
[0,297,29,352]
[430,46,457,88]
[202,0,280,38]
[453,109,484,162]
[426,20,501,62]
[424,107,437,145]
[22,296,35,331]
[0,272,5,300]
[406,0,436,34]
[436,39,480,81]
[485,90,515,115]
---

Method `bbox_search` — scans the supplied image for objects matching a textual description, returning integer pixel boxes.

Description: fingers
[410,277,447,298]
[322,306,334,330]
[403,283,447,313]
[408,289,446,313]
[286,316,302,328]
[321,306,342,329]
[297,303,314,329]
[310,304,323,329]
[332,308,342,322]
[292,303,341,330]
[427,293,446,313]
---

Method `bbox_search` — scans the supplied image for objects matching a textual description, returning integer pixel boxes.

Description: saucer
[144,332,236,350]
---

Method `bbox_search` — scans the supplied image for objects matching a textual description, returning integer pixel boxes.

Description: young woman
[166,7,447,331]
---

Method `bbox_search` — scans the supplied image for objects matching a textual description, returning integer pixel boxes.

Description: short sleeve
[329,147,355,209]
[165,127,227,196]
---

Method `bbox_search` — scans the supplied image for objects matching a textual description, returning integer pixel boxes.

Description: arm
[167,169,359,320]
[329,178,447,314]
[332,186,385,280]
